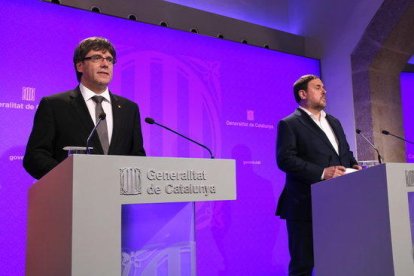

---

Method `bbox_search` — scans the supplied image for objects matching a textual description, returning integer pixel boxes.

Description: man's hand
[353,164,362,170]
[323,166,346,180]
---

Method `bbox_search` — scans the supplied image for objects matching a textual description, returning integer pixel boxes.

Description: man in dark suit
[24,37,146,180]
[276,74,361,276]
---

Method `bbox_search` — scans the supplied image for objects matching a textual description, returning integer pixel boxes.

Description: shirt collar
[79,83,111,103]
[298,106,326,120]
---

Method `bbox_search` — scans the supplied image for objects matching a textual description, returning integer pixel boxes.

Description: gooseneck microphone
[145,117,214,159]
[356,129,382,164]
[86,112,106,154]
[381,129,414,145]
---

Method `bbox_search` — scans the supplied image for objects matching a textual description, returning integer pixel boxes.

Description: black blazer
[276,108,357,220]
[23,87,146,179]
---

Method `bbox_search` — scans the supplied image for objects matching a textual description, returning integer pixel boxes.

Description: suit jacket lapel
[69,87,103,154]
[326,115,345,155]
[109,92,122,154]
[296,108,339,155]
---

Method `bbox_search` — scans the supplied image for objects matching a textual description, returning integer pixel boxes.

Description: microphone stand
[145,117,214,159]
[356,129,382,164]
[382,130,414,145]
[86,113,106,154]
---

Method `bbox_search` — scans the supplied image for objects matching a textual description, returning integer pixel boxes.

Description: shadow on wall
[0,146,35,276]
[198,144,279,274]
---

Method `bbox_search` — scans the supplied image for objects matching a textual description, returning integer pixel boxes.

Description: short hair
[73,37,117,82]
[293,74,320,103]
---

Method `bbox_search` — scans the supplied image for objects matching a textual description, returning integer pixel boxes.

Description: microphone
[356,129,382,164]
[86,112,106,154]
[145,117,214,159]
[381,129,414,145]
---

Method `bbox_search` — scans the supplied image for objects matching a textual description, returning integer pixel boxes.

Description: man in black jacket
[24,37,146,179]
[276,74,361,276]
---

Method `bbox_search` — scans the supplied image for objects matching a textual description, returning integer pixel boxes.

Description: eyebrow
[91,54,113,57]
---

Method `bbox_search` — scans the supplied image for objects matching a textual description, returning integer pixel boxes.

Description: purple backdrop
[400,72,414,163]
[0,0,320,275]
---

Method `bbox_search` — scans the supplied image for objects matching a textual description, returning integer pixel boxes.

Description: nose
[100,59,110,67]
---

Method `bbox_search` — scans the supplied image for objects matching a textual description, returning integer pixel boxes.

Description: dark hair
[293,74,320,103]
[73,37,117,81]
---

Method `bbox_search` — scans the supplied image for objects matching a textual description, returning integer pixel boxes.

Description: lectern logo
[120,168,142,195]
[406,170,414,187]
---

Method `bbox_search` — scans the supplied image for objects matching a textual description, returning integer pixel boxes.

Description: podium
[26,155,236,276]
[312,163,414,276]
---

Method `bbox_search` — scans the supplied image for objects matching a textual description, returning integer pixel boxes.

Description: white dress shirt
[299,106,340,180]
[299,106,339,154]
[79,84,113,144]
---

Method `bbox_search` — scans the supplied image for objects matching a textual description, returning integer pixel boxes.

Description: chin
[97,79,111,85]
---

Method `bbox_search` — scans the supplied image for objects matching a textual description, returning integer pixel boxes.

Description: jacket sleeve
[130,103,146,156]
[276,119,324,184]
[23,97,59,179]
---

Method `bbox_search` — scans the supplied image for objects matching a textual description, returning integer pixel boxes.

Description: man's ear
[76,62,83,73]
[299,89,307,100]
